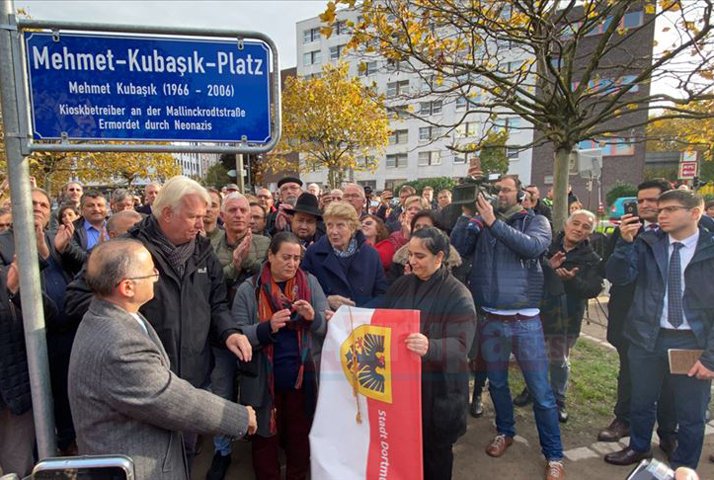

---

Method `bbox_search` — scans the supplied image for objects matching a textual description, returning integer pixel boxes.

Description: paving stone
[564,447,599,462]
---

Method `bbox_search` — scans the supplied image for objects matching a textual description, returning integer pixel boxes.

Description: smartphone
[623,200,638,217]
[32,455,134,480]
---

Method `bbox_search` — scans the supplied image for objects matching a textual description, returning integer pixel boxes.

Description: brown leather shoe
[604,447,652,466]
[485,434,514,457]
[597,418,629,442]
[545,460,565,480]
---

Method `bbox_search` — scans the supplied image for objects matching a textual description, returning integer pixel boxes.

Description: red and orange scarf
[256,262,312,433]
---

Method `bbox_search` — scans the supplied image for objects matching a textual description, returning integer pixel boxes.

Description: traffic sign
[24,32,273,144]
[679,161,698,179]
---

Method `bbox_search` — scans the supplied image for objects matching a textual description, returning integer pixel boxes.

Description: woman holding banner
[378,227,477,480]
[232,232,328,480]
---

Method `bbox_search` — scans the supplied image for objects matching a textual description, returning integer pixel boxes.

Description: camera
[452,181,498,211]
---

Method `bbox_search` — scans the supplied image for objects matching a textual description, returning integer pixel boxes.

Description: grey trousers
[0,407,35,476]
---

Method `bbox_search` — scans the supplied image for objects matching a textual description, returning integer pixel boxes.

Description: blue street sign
[24,32,273,144]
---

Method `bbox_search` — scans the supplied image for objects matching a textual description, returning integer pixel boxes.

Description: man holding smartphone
[598,179,679,454]
[604,189,714,469]
[69,239,257,480]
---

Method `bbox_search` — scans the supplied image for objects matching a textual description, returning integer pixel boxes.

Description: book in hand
[668,349,704,375]
[627,458,673,480]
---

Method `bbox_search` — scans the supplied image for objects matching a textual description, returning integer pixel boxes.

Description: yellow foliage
[274,62,389,186]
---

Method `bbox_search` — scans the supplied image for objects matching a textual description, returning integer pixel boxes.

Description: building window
[577,138,634,156]
[387,80,410,97]
[335,20,350,35]
[506,147,520,160]
[493,117,521,132]
[623,11,643,29]
[329,45,345,61]
[389,129,409,145]
[303,50,321,66]
[418,151,441,166]
[419,100,442,115]
[303,27,320,44]
[419,126,440,141]
[456,122,477,138]
[386,153,408,168]
[360,60,378,76]
[390,104,411,119]
[384,178,407,190]
[453,155,467,164]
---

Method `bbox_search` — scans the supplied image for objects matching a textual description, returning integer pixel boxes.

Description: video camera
[451,178,499,211]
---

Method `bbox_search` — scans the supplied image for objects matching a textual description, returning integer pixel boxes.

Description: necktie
[648,224,659,232]
[667,242,684,328]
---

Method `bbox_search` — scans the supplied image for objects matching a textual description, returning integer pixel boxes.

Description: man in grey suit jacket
[69,239,257,480]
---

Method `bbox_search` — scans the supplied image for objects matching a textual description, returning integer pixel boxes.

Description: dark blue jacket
[451,210,552,310]
[606,227,714,369]
[302,230,387,306]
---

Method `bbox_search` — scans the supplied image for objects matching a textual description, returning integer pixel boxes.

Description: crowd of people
[0,173,712,480]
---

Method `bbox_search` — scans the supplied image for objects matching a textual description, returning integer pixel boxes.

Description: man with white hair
[307,183,321,197]
[207,191,270,478]
[342,183,367,217]
[110,188,136,214]
[137,182,162,215]
[124,175,252,467]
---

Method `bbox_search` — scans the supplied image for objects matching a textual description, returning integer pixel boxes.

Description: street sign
[24,32,273,144]
[679,161,698,179]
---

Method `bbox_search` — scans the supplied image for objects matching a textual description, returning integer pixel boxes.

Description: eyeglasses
[657,206,691,215]
[257,194,272,199]
[116,268,160,286]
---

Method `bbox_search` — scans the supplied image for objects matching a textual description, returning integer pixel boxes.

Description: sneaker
[206,452,232,480]
[470,392,484,418]
[485,434,513,457]
[513,387,532,407]
[545,460,565,480]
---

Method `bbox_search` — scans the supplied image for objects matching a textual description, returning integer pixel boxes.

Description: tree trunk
[552,146,572,232]
[328,168,344,189]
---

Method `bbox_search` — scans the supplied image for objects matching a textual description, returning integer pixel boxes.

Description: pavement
[192,295,714,479]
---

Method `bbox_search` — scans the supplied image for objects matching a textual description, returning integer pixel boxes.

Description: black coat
[0,266,58,415]
[376,267,476,445]
[126,216,236,387]
[541,233,603,337]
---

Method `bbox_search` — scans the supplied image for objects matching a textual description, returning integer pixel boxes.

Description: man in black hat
[268,177,303,235]
[289,192,324,248]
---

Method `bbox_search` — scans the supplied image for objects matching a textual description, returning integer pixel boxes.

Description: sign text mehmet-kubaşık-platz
[24,32,272,144]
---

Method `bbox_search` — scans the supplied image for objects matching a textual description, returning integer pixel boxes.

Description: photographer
[451,175,564,480]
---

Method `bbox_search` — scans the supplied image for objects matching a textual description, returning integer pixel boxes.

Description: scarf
[332,237,358,258]
[144,215,195,276]
[497,204,525,222]
[256,261,312,433]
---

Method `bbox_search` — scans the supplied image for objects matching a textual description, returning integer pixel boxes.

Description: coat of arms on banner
[340,325,392,404]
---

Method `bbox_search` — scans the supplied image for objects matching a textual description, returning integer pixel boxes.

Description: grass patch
[507,337,619,436]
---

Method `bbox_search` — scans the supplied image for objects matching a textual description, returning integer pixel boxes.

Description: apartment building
[294,10,536,191]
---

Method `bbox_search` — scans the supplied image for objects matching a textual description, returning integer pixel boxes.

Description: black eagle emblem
[345,333,386,394]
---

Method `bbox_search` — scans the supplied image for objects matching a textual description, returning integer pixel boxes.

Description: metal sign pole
[0,0,57,459]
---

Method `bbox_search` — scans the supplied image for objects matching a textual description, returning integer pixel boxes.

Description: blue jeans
[628,330,711,469]
[210,347,239,456]
[546,334,578,405]
[481,314,563,461]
